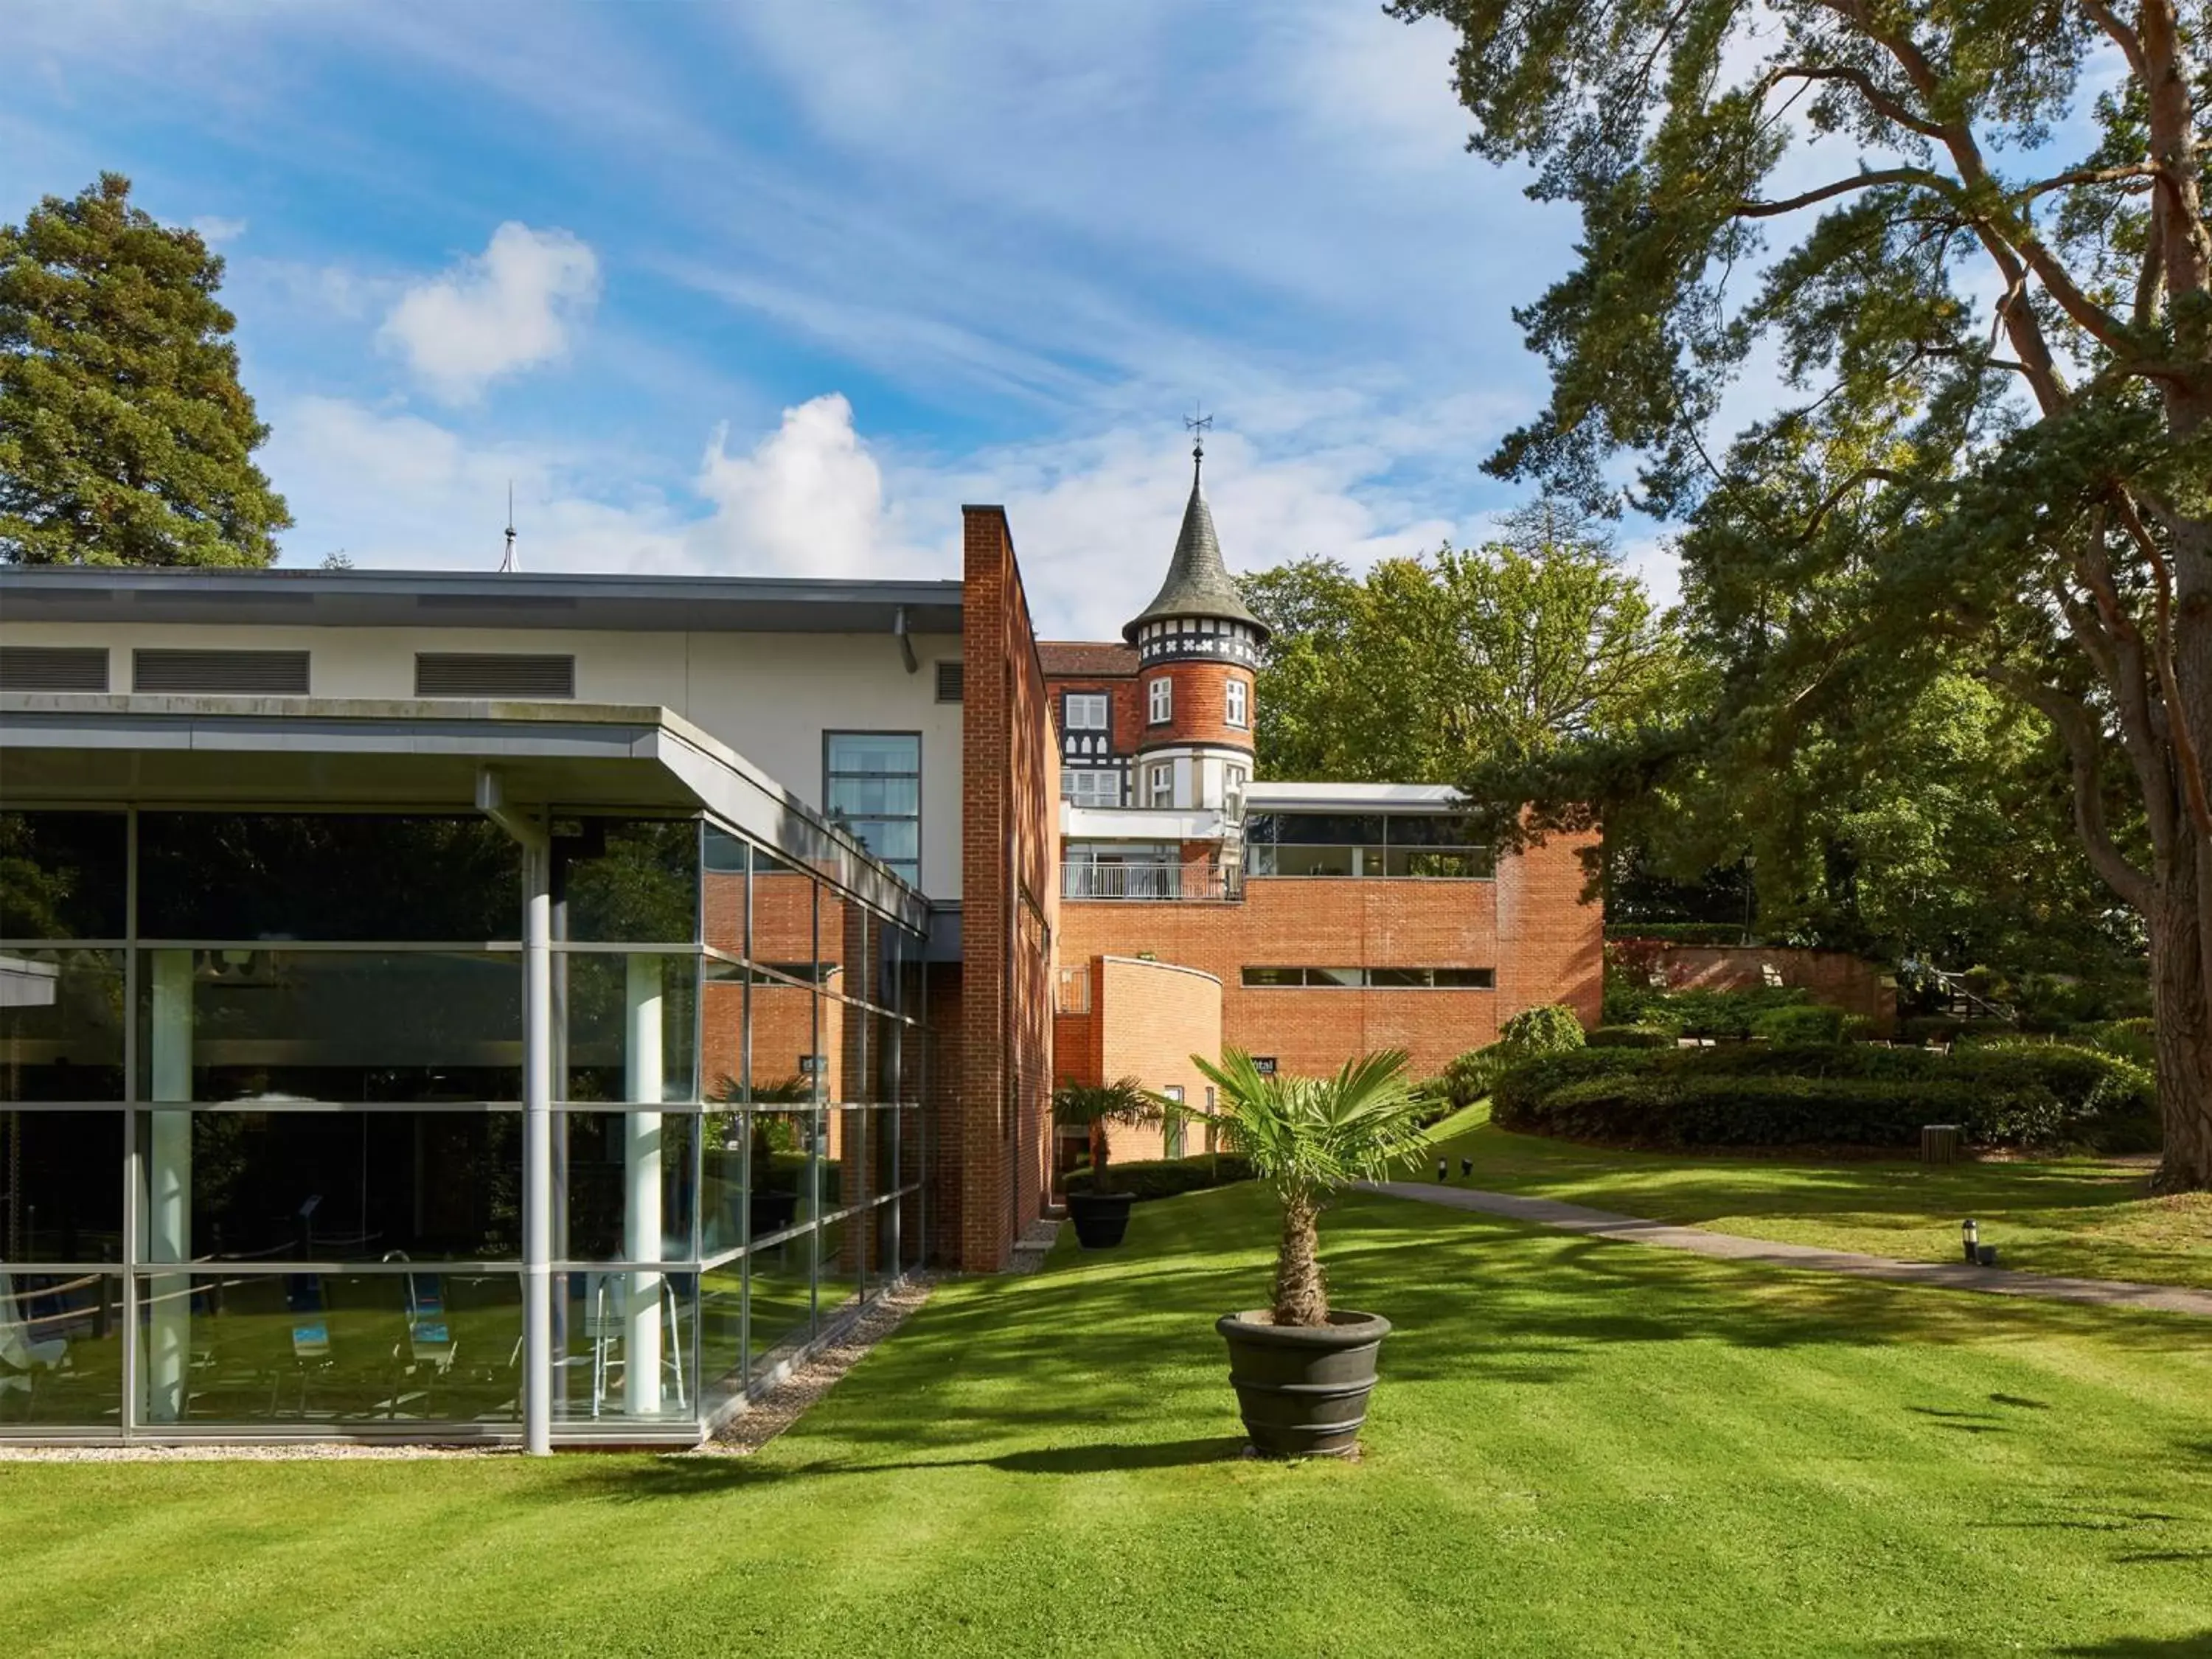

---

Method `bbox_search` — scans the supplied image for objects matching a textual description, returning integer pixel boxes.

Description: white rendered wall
[0,622,966,898]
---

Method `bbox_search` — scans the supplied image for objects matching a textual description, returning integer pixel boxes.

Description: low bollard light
[1436,1158,1449,1183]
[1961,1218,1980,1262]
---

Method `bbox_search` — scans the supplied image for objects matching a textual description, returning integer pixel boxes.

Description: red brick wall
[955,505,1060,1270]
[1130,662,1256,754]
[1621,944,1897,1022]
[1088,956,1222,1164]
[1055,830,1601,1079]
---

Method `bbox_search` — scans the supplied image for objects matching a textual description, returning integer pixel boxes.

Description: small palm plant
[1193,1048,1428,1326]
[1052,1076,1161,1192]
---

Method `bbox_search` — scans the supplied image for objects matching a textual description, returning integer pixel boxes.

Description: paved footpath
[1363,1181,2212,1319]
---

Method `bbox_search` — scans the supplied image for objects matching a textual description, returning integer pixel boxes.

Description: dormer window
[1148,677,1172,724]
[1225,678,1248,728]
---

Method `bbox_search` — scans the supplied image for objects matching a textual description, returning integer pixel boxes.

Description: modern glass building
[0,802,932,1444]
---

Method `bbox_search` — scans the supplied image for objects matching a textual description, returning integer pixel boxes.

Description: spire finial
[1185,407,1211,481]
[499,480,518,573]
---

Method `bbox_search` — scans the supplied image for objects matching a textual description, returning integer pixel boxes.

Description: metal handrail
[1059,863,1240,902]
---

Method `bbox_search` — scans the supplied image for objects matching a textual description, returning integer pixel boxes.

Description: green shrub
[1063,1153,1255,1201]
[1603,923,1757,946]
[1899,1015,1970,1046]
[1490,1039,2153,1151]
[1588,1023,1675,1048]
[1603,984,1813,1039]
[1749,1004,1848,1044]
[1500,1004,1587,1056]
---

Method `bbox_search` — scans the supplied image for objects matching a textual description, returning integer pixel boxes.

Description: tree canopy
[1,173,289,566]
[1391,0,2212,1186]
[1240,499,1679,782]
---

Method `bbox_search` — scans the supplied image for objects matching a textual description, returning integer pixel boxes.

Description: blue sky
[9,1,1636,637]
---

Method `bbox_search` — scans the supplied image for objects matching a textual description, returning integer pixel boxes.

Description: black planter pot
[1065,1190,1135,1248]
[1216,1309,1391,1458]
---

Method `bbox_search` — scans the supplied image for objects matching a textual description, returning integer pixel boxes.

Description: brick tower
[1121,433,1270,819]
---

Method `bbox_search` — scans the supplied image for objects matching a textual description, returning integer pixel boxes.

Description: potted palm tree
[1053,1076,1162,1248]
[1193,1047,1427,1458]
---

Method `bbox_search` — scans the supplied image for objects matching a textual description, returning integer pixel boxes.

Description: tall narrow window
[1148,763,1175,808]
[1147,677,1172,724]
[1162,1085,1186,1158]
[825,733,921,886]
[1225,678,1248,728]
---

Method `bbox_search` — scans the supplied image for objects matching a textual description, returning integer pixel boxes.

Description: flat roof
[0,566,965,634]
[1244,781,1467,812]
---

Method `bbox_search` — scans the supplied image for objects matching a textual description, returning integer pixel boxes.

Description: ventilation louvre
[133,648,310,695]
[414,653,577,699]
[0,646,109,692]
[934,660,964,703]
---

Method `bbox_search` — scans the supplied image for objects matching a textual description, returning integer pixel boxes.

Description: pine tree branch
[1992,669,2155,910]
[1737,167,1955,217]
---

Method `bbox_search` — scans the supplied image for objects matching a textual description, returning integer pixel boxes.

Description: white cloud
[379,223,602,404]
[192,215,248,245]
[692,394,900,579]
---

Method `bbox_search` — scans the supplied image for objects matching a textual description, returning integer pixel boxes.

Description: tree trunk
[1091,1121,1108,1189]
[2149,855,2212,1189]
[1272,1192,1329,1327]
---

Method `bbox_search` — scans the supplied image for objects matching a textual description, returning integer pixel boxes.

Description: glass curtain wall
[0,807,929,1441]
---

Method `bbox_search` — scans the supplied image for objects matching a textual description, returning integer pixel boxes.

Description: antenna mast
[499,482,518,573]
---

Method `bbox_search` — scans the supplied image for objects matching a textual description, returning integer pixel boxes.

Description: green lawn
[4,1182,2211,1657]
[1427,1105,2212,1289]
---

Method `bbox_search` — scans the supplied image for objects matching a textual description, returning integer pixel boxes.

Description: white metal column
[623,953,664,1416]
[521,836,554,1454]
[146,949,192,1423]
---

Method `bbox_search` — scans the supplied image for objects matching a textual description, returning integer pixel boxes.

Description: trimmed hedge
[1601,984,1815,1038]
[1748,1004,1848,1044]
[1492,1041,2154,1151]
[1063,1153,1255,1201]
[1589,1023,1675,1048]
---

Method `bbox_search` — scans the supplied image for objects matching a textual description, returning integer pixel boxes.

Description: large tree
[1394,0,2212,1188]
[1242,499,1678,781]
[1,173,289,566]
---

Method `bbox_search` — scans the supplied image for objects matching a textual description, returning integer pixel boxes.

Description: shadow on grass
[2049,1637,2212,1656]
[516,1183,2212,1517]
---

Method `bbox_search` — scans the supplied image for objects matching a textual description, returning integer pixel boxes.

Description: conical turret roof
[1122,445,1269,644]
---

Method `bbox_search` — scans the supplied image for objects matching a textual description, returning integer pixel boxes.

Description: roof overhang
[1243,781,1468,813]
[0,692,929,930]
[0,567,965,636]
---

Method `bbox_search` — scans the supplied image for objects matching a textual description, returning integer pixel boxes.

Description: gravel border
[692,1271,938,1455]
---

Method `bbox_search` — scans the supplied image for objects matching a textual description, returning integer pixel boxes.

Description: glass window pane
[1310,967,1364,988]
[1241,967,1303,987]
[745,1234,813,1382]
[0,812,127,939]
[827,776,920,818]
[826,734,919,775]
[1273,814,1385,846]
[557,820,700,945]
[139,950,523,1104]
[1,948,124,1101]
[748,976,816,1100]
[749,857,815,976]
[139,814,518,942]
[138,1108,521,1263]
[0,1270,123,1427]
[1434,968,1496,989]
[698,1259,742,1399]
[819,1215,861,1324]
[139,1270,521,1425]
[1385,813,1485,847]
[840,819,918,864]
[1270,845,1356,877]
[703,826,749,956]
[1368,968,1432,988]
[701,959,745,1107]
[1,1109,124,1260]
[701,1105,746,1258]
[557,1112,698,1263]
[1385,846,1497,879]
[560,953,699,1105]
[551,1268,698,1424]
[749,1106,818,1235]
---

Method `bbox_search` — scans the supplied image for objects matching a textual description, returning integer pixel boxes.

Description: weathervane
[499,481,518,573]
[1185,407,1212,478]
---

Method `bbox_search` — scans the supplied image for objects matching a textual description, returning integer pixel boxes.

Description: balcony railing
[1060,862,1242,902]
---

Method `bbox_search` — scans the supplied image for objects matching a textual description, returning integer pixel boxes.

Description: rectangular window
[825,732,921,886]
[1065,692,1110,731]
[1062,769,1122,807]
[133,648,309,695]
[1225,678,1248,728]
[1239,967,1495,989]
[1162,1085,1186,1158]
[1147,678,1172,724]
[1147,763,1174,808]
[415,653,575,699]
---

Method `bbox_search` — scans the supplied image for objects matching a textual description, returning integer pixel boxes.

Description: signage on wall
[1252,1057,1278,1077]
[798,1054,823,1075]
